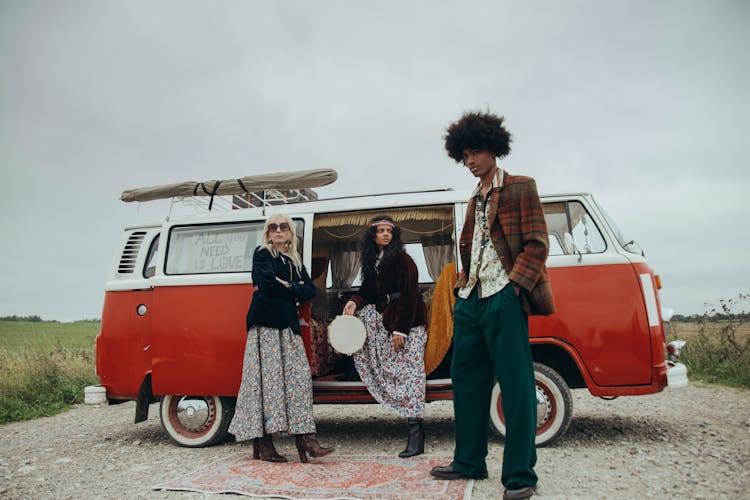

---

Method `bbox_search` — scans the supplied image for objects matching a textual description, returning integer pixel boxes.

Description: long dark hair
[361,214,404,282]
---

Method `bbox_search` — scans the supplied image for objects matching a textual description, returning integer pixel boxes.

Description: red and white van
[95,170,687,448]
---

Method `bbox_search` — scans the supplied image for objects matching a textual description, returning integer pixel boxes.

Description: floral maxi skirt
[228,325,316,442]
[353,304,427,419]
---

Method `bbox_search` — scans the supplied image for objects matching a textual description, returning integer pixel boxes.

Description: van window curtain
[330,242,361,291]
[422,235,454,282]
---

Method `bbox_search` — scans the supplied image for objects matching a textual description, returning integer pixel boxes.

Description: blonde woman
[229,214,334,463]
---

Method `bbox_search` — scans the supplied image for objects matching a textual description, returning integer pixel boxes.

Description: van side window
[544,201,606,255]
[165,222,266,275]
[143,234,160,278]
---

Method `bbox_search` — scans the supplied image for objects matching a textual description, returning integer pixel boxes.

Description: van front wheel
[159,395,236,447]
[489,362,573,447]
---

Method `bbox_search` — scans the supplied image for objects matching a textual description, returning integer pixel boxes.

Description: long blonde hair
[261,213,302,272]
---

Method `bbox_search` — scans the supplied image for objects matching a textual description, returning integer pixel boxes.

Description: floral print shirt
[458,169,510,299]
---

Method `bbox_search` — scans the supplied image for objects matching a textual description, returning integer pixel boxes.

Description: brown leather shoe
[252,435,288,463]
[503,485,537,499]
[429,464,488,480]
[295,433,334,463]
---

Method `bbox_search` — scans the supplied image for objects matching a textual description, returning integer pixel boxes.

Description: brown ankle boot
[253,435,288,463]
[295,433,334,463]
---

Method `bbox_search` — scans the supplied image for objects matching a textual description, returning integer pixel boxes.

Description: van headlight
[666,340,686,363]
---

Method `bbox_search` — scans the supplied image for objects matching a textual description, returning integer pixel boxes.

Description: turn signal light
[654,275,662,290]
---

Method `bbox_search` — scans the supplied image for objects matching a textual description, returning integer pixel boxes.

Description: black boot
[398,417,424,458]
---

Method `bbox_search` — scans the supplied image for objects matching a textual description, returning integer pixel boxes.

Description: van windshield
[592,198,641,255]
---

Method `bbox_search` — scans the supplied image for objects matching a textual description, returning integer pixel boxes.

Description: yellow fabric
[424,262,457,375]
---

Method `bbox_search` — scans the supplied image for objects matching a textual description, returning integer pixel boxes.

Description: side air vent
[118,231,147,274]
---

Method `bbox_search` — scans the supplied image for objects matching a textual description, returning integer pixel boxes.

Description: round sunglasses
[268,222,291,232]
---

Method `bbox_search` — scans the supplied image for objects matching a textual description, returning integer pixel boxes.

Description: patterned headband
[370,220,395,228]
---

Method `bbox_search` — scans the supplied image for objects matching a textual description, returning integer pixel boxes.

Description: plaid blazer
[455,171,556,316]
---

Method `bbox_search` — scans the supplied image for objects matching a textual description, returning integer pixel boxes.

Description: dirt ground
[1,381,748,499]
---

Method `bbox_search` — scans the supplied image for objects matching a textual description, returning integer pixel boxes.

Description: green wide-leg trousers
[450,284,538,488]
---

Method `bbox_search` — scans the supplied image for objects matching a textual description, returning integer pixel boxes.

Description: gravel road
[1,382,748,499]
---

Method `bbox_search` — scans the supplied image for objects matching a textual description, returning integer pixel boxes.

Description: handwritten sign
[167,224,260,274]
[188,231,249,272]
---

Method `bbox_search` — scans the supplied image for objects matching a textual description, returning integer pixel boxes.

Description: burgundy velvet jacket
[350,251,427,335]
[456,170,556,316]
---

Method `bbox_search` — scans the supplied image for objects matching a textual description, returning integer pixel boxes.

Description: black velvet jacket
[350,251,426,335]
[246,246,316,335]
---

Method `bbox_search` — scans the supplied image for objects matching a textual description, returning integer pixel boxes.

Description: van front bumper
[84,385,107,404]
[666,362,688,388]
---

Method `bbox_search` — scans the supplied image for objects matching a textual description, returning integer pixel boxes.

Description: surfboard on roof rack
[120,168,338,208]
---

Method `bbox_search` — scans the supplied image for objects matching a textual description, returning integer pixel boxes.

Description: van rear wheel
[159,395,235,447]
[490,362,573,447]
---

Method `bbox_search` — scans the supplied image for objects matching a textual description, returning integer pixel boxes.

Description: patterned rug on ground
[153,454,473,500]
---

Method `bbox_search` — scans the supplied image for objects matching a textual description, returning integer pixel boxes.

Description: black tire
[490,362,573,447]
[159,395,236,447]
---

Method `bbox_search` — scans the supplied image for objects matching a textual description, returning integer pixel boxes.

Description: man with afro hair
[430,111,556,500]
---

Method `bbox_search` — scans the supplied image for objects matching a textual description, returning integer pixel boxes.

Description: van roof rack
[120,169,337,211]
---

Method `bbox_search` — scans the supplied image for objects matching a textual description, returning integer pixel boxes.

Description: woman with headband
[342,214,428,458]
[229,213,334,463]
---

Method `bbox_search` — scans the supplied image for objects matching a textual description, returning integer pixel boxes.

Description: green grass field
[669,320,750,388]
[0,321,100,424]
[669,320,750,340]
[0,321,99,352]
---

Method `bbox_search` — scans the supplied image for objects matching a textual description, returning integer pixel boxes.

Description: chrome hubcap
[536,386,552,427]
[175,397,215,432]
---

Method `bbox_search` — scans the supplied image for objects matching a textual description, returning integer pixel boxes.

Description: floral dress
[349,250,428,419]
[228,325,316,441]
[353,304,427,418]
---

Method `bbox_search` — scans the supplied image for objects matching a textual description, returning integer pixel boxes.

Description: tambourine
[327,315,366,355]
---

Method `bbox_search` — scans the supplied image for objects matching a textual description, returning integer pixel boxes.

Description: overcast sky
[1,1,748,321]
